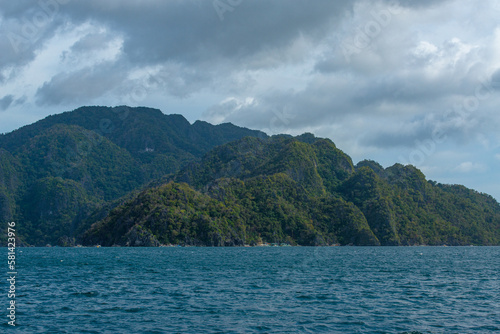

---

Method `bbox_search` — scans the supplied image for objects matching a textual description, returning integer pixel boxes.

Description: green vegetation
[1,106,499,246]
[0,106,266,246]
[85,136,500,247]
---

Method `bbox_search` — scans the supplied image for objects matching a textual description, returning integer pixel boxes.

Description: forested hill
[83,135,500,247]
[1,106,499,246]
[0,106,267,246]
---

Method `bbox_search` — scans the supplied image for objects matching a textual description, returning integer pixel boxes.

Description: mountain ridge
[1,106,498,246]
[0,106,267,246]
[85,135,500,247]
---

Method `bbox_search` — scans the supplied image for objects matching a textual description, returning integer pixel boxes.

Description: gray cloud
[69,32,115,53]
[35,62,128,106]
[492,69,500,90]
[46,1,350,66]
[1,0,499,200]
[14,95,27,106]
[0,0,70,69]
[1,0,466,108]
[0,95,13,111]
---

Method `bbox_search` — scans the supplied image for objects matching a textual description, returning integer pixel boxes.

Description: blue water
[2,247,499,333]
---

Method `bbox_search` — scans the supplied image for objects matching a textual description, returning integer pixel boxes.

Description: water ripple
[6,246,499,333]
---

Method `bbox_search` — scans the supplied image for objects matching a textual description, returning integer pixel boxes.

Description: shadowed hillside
[0,106,267,246]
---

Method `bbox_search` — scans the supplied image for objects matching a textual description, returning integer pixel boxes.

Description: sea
[2,246,499,333]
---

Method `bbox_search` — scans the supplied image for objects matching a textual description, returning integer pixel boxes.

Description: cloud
[13,95,27,106]
[0,0,71,70]
[0,95,14,111]
[4,0,498,115]
[0,0,500,200]
[58,0,354,68]
[453,161,487,173]
[35,61,128,106]
[69,32,115,53]
[492,68,500,90]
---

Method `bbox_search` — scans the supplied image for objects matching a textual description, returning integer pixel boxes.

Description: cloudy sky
[1,0,499,200]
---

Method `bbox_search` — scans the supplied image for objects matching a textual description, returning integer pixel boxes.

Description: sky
[0,0,499,201]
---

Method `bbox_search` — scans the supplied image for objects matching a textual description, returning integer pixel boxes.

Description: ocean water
[2,247,499,333]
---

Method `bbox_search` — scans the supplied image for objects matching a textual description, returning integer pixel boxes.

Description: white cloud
[1,0,500,200]
[204,97,257,125]
[453,161,488,173]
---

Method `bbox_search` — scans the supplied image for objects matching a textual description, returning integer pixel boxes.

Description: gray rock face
[124,225,160,247]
